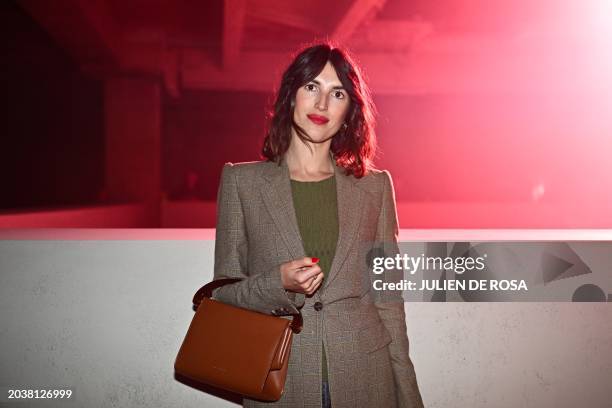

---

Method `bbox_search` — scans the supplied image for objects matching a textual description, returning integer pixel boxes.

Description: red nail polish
[311,257,319,263]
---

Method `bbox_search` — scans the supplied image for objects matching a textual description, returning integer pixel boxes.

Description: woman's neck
[285,136,334,182]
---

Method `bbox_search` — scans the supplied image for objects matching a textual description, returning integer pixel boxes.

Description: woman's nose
[315,94,329,111]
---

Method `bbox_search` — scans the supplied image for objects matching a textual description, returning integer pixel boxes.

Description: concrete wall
[1,237,611,407]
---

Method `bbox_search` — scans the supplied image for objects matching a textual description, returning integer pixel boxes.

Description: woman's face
[293,61,350,143]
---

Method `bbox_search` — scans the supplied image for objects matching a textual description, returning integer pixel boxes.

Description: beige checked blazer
[212,158,424,408]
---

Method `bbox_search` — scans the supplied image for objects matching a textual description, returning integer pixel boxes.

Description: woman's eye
[333,91,345,99]
[305,84,317,92]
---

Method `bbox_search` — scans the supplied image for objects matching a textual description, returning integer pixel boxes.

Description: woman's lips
[307,114,329,125]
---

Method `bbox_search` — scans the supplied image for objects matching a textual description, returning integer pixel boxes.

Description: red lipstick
[307,114,329,125]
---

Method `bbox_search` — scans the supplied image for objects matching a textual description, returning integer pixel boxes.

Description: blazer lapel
[321,162,365,292]
[260,160,306,260]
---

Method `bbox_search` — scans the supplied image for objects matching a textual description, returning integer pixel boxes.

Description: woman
[212,43,424,408]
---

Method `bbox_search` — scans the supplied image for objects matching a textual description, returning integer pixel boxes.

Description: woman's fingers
[305,272,324,294]
[291,257,319,271]
[295,265,321,289]
[281,257,322,293]
[298,264,320,280]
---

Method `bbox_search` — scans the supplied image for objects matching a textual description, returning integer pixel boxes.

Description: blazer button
[313,301,323,311]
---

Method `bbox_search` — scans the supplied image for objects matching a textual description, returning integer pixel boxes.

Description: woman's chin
[304,131,335,144]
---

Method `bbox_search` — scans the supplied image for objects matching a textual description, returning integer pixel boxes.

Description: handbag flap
[175,298,292,396]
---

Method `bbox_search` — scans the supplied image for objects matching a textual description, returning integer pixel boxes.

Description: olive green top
[290,175,338,383]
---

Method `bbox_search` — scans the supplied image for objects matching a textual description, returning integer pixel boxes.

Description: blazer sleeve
[211,163,303,315]
[374,170,425,408]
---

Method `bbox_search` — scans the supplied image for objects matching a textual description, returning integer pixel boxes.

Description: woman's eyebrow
[311,79,345,90]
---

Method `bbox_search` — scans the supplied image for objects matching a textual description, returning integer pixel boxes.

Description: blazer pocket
[355,320,392,354]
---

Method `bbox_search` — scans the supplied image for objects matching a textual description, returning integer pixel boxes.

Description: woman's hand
[280,257,324,295]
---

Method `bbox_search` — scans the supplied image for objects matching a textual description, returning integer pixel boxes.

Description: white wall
[1,237,611,407]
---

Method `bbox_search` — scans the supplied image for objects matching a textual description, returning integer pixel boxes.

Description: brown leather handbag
[174,278,303,401]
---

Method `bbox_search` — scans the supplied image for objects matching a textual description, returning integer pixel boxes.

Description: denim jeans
[322,380,331,408]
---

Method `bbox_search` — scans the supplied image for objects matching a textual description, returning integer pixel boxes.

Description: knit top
[290,175,339,383]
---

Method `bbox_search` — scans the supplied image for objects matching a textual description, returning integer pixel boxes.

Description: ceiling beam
[19,0,123,67]
[332,0,387,44]
[247,0,325,32]
[349,20,433,51]
[73,0,123,62]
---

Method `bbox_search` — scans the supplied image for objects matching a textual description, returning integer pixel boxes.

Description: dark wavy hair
[261,43,377,178]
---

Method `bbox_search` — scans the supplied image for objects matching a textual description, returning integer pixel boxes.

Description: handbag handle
[192,278,303,334]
